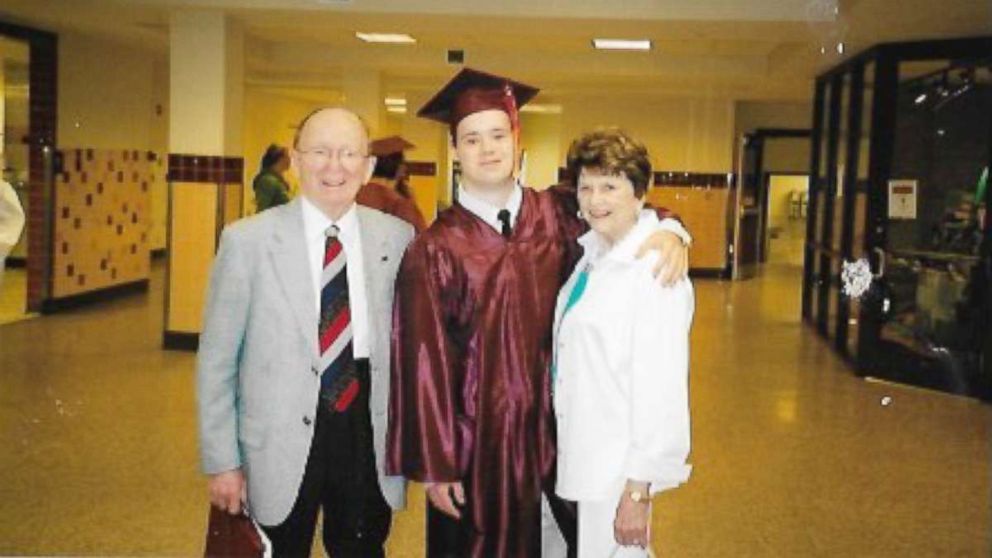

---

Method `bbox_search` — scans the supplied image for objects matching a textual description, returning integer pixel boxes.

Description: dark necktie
[497,209,512,239]
[318,225,358,413]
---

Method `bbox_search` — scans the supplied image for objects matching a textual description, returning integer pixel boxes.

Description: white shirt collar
[578,212,658,266]
[301,197,358,244]
[457,181,523,232]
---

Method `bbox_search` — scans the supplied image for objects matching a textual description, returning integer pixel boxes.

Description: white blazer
[552,213,693,502]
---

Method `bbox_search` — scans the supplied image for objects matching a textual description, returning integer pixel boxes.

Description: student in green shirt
[252,144,291,212]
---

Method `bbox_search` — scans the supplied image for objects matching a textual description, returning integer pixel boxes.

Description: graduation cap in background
[370,136,415,157]
[417,68,540,135]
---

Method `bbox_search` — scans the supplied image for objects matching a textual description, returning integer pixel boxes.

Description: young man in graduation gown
[356,135,428,232]
[386,68,690,557]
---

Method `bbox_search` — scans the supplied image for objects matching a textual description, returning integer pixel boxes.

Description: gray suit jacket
[197,198,414,526]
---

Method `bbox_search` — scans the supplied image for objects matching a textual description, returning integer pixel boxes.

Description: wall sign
[888,179,918,219]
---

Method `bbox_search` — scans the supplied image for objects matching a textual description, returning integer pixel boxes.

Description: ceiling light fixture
[356,32,416,44]
[386,106,407,114]
[520,104,563,114]
[384,97,407,106]
[592,39,652,51]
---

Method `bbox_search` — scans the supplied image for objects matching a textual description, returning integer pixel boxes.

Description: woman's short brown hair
[566,128,652,197]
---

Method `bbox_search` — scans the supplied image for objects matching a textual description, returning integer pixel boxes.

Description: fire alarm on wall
[447,49,465,64]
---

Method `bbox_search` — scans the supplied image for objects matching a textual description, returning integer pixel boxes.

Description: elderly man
[197,107,414,557]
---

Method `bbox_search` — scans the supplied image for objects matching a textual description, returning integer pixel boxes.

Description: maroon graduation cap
[417,68,540,134]
[370,136,415,157]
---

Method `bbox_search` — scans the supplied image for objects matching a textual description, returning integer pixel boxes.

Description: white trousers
[577,482,650,558]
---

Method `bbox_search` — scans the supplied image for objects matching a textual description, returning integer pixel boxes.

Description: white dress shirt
[552,212,693,502]
[457,182,523,232]
[300,198,370,359]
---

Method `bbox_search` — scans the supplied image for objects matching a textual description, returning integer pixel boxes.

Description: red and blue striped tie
[318,225,359,413]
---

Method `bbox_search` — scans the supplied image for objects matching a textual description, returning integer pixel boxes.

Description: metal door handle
[872,247,886,278]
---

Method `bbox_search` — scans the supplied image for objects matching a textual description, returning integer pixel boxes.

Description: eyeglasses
[297,147,369,167]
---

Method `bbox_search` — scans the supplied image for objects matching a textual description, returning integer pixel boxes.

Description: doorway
[0,35,29,324]
[0,21,57,321]
[764,174,809,268]
[734,128,811,279]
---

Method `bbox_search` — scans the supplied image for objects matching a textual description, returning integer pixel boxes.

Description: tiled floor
[0,260,988,556]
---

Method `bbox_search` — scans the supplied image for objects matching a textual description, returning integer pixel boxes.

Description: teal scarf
[551,267,590,387]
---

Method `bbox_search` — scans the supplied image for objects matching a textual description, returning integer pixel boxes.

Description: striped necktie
[318,224,359,413]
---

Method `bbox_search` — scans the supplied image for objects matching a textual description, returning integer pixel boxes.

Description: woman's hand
[614,483,651,548]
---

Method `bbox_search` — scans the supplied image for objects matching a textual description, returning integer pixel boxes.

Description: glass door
[735,133,763,279]
[860,60,991,396]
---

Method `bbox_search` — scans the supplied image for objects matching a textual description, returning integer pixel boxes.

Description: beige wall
[167,182,216,333]
[561,97,736,172]
[58,31,168,152]
[733,100,813,173]
[380,97,449,210]
[168,11,234,156]
[520,112,562,190]
[56,32,169,252]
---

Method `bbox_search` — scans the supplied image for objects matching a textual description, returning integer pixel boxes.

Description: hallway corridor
[0,261,988,556]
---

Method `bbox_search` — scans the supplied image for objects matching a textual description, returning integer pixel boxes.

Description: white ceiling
[0,0,989,103]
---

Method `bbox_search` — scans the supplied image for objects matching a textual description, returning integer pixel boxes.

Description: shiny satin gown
[388,185,585,557]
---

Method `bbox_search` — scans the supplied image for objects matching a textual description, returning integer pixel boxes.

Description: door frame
[735,128,810,279]
[0,20,57,314]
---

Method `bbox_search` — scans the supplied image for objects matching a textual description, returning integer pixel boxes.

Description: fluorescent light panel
[520,104,562,114]
[386,106,407,114]
[592,38,651,51]
[384,97,407,106]
[356,32,416,44]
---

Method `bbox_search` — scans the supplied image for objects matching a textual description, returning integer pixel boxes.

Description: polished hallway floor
[0,260,988,556]
[0,267,32,325]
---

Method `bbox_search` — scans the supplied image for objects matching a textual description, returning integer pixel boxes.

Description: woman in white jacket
[553,129,693,557]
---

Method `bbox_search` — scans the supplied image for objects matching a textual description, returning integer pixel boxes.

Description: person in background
[553,128,693,557]
[0,178,25,289]
[252,144,291,212]
[356,136,427,232]
[387,68,690,557]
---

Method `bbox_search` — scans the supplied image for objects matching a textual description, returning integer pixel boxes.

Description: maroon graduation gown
[388,185,584,556]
